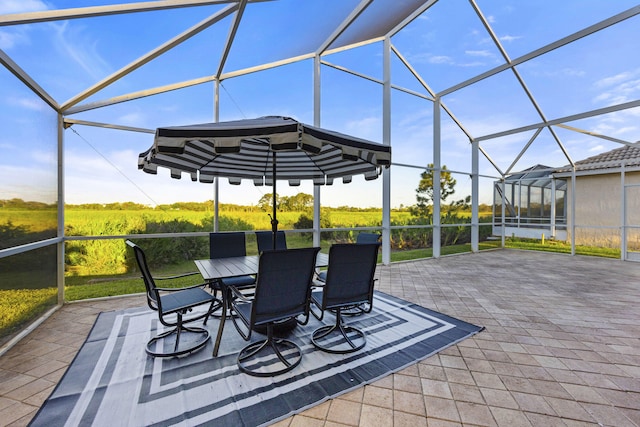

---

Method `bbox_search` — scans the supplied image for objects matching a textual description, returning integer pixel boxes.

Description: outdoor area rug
[30,291,483,427]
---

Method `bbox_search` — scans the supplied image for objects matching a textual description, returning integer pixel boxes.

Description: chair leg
[146,313,210,358]
[237,324,302,377]
[203,297,223,325]
[311,309,366,354]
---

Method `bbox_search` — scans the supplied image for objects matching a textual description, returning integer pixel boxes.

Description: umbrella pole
[271,151,278,250]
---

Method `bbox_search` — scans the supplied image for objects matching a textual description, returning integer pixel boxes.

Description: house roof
[505,144,640,185]
[555,144,640,174]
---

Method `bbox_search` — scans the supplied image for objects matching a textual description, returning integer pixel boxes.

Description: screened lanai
[2,1,640,350]
[493,164,567,241]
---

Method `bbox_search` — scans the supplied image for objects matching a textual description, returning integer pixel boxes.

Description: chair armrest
[155,282,208,292]
[154,271,201,280]
[229,285,252,303]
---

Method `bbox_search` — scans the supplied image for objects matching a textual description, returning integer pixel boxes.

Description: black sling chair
[229,247,320,376]
[126,240,222,357]
[310,243,380,354]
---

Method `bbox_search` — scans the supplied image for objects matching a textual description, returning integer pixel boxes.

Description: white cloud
[587,144,605,153]
[118,112,147,127]
[0,0,49,14]
[8,96,47,111]
[465,50,493,57]
[592,69,640,107]
[0,29,28,49]
[529,68,586,79]
[343,116,381,142]
[0,164,57,203]
[594,70,637,88]
[50,21,112,81]
[458,61,487,68]
[500,35,522,43]
[429,55,454,65]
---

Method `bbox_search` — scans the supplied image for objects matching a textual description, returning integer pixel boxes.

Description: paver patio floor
[1,249,639,426]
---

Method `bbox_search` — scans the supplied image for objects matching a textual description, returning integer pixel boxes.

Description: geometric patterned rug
[29,291,483,427]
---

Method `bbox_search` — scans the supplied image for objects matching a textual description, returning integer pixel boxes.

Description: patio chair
[310,243,380,354]
[126,240,222,358]
[356,232,381,244]
[255,230,287,252]
[316,232,381,293]
[209,232,256,290]
[229,246,320,376]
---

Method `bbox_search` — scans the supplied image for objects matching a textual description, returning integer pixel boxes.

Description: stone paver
[1,249,639,426]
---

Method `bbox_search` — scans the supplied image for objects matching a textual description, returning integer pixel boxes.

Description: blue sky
[1,0,639,208]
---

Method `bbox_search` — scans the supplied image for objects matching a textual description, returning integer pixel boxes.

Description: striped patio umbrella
[138,116,391,242]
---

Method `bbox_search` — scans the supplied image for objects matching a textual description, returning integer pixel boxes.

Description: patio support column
[621,161,626,260]
[501,179,506,247]
[213,80,220,232]
[312,54,321,248]
[471,138,479,252]
[433,97,441,258]
[381,36,391,265]
[571,168,576,255]
[550,178,556,238]
[57,112,65,305]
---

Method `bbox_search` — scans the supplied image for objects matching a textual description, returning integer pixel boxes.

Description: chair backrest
[322,243,380,310]
[125,240,159,310]
[251,247,320,326]
[356,232,381,244]
[255,230,288,252]
[210,232,247,259]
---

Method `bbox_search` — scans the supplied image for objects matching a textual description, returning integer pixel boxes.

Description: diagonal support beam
[60,4,237,111]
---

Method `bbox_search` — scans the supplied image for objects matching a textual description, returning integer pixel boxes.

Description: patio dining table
[195,251,329,356]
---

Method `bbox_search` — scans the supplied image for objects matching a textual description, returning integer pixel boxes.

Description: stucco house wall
[565,171,640,248]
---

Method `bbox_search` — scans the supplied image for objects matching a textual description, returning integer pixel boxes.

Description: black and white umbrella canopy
[138,116,391,186]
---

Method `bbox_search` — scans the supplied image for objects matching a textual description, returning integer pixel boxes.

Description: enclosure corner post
[57,112,65,305]
[312,53,322,248]
[432,96,441,258]
[471,138,479,253]
[381,36,392,265]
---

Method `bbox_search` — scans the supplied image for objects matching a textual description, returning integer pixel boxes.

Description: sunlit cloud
[0,165,57,203]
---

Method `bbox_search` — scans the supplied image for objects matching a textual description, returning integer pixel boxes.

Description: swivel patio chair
[255,230,287,252]
[310,243,380,354]
[126,240,222,358]
[316,233,381,314]
[229,246,320,376]
[209,232,256,290]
